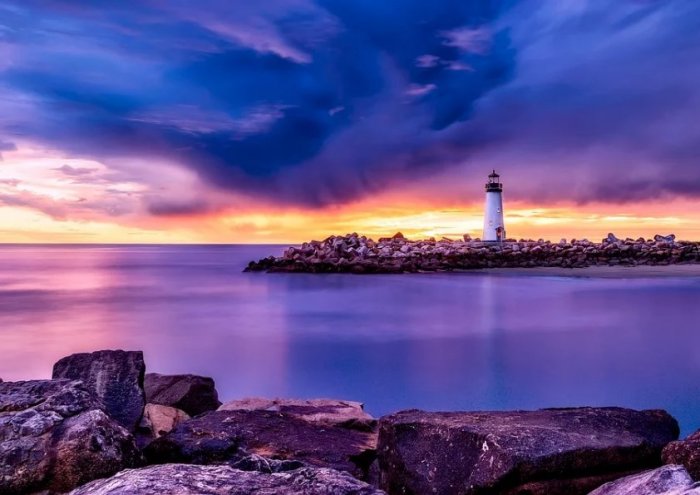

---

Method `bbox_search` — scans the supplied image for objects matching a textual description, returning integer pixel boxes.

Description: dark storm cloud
[457,0,700,204]
[0,0,699,207]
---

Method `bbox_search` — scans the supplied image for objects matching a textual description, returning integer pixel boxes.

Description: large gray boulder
[53,349,146,431]
[0,379,140,494]
[144,408,377,480]
[144,372,220,417]
[378,407,679,495]
[69,463,386,494]
[588,465,700,495]
[663,430,700,480]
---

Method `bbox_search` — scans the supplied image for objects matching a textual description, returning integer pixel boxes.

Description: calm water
[1,245,699,434]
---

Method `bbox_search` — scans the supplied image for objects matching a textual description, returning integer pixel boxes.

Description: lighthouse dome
[485,170,503,192]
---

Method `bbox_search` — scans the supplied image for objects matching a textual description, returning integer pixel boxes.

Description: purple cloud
[0,0,698,213]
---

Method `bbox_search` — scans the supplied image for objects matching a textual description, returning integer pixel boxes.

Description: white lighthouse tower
[483,170,506,242]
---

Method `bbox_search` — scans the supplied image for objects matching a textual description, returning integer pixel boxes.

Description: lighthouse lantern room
[483,170,506,242]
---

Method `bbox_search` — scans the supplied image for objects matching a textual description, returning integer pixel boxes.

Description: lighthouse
[483,170,506,242]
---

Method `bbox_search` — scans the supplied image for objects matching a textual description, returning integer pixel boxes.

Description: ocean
[1,244,699,434]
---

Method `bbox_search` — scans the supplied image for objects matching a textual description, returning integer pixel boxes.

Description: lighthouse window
[497,208,501,213]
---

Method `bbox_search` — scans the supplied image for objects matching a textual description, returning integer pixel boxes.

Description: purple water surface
[1,244,699,434]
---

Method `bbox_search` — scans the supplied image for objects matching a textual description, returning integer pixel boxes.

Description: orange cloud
[131,194,700,244]
[0,144,698,244]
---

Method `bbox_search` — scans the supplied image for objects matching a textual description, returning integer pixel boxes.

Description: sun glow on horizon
[1,199,697,245]
[1,145,698,245]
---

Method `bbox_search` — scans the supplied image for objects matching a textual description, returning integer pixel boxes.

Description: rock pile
[3,349,700,494]
[0,350,381,495]
[245,232,700,273]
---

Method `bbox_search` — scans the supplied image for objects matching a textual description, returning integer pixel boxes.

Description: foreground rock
[0,379,140,494]
[245,232,700,273]
[145,372,221,416]
[69,463,386,495]
[662,430,700,480]
[145,407,377,480]
[378,407,679,495]
[590,465,700,495]
[218,397,374,429]
[589,465,700,495]
[53,349,146,431]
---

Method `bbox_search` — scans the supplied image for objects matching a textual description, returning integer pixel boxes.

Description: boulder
[377,407,679,495]
[52,349,146,431]
[662,430,700,480]
[588,465,700,494]
[144,408,377,480]
[218,397,374,429]
[0,379,140,494]
[136,403,190,446]
[50,409,142,491]
[654,234,676,243]
[68,463,386,495]
[144,372,221,417]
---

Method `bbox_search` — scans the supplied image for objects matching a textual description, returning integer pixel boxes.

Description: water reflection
[0,245,699,434]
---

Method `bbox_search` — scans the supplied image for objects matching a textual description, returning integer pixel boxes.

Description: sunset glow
[1,143,698,244]
[1,1,699,244]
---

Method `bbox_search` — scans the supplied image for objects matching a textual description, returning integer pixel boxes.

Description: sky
[0,0,699,243]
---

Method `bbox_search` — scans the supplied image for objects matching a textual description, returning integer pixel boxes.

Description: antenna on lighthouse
[483,170,506,242]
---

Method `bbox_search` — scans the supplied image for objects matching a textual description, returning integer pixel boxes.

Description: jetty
[245,232,700,274]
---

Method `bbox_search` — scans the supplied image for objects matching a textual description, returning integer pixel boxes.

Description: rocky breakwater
[245,232,700,273]
[0,350,382,495]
